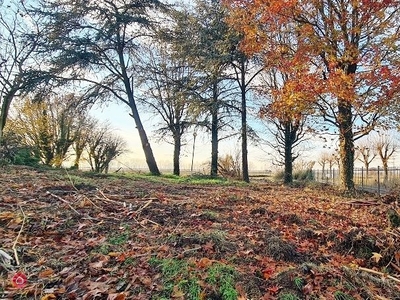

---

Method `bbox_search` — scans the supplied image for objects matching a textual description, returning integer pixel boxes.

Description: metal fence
[313,167,400,195]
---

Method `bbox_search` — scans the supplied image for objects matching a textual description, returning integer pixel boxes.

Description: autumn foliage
[223,0,400,190]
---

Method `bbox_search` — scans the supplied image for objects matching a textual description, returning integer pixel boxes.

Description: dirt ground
[0,166,399,299]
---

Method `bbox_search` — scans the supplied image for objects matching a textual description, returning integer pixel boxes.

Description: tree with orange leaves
[224,0,400,191]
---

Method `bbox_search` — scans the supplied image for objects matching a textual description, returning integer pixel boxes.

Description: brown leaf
[38,268,54,278]
[107,293,126,300]
[302,282,314,295]
[197,257,213,268]
[171,285,185,298]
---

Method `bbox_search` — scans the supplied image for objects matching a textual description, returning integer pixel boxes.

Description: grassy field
[0,166,399,299]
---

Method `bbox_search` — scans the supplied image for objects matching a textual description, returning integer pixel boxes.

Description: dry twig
[355,266,400,284]
[13,206,26,266]
[47,191,81,215]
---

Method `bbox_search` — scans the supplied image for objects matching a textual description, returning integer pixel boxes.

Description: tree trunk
[284,122,293,184]
[173,130,181,176]
[338,99,355,191]
[118,46,160,176]
[240,62,249,183]
[210,82,219,177]
[383,160,389,182]
[129,105,161,176]
[0,92,15,145]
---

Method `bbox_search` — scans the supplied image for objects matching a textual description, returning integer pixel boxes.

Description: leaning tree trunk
[129,105,161,176]
[119,48,160,176]
[338,99,355,191]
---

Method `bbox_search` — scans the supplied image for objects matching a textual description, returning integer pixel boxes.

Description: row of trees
[318,132,397,181]
[1,0,399,191]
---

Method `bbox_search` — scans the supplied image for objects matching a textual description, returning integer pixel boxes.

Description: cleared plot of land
[0,166,399,299]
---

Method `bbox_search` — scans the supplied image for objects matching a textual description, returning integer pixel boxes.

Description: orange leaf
[267,285,281,295]
[262,266,276,280]
[395,251,400,265]
[107,293,126,300]
[197,257,213,268]
[38,268,54,278]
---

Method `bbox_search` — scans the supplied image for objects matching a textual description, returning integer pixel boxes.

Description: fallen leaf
[302,282,313,295]
[267,285,281,295]
[39,268,54,278]
[107,293,126,300]
[197,257,213,268]
[395,251,400,265]
[371,252,382,263]
[262,266,276,280]
[171,285,185,298]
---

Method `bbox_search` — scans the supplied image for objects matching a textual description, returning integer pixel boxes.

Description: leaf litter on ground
[0,166,399,299]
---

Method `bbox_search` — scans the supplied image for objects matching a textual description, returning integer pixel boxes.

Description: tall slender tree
[136,42,201,176]
[169,0,245,177]
[35,0,167,175]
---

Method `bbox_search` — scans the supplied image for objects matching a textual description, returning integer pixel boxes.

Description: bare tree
[71,117,95,169]
[373,132,397,182]
[356,141,376,178]
[318,152,330,178]
[85,122,126,174]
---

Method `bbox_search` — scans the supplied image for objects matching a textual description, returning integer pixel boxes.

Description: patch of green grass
[149,257,198,299]
[123,257,136,266]
[207,264,238,300]
[97,244,110,255]
[149,258,238,300]
[201,210,219,221]
[334,291,354,300]
[108,232,130,245]
[294,277,304,290]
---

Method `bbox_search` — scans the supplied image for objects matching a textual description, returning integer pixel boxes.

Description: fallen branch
[343,199,379,206]
[96,189,123,205]
[354,266,400,284]
[13,206,26,266]
[47,191,80,215]
[141,218,161,227]
[180,246,202,255]
[136,200,152,214]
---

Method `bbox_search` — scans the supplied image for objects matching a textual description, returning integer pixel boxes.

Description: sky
[90,101,279,173]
